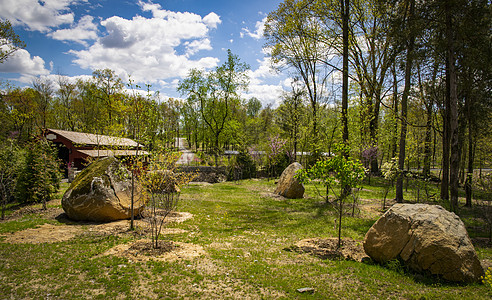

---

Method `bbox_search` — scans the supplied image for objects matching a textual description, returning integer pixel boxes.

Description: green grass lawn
[0,179,490,299]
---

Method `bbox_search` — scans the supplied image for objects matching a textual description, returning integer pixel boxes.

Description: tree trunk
[447,4,460,212]
[340,0,350,200]
[391,65,399,158]
[396,0,415,203]
[341,0,349,147]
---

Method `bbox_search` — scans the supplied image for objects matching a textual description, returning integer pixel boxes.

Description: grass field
[0,178,490,299]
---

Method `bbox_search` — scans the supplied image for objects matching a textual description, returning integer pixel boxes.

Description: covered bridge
[45,129,148,174]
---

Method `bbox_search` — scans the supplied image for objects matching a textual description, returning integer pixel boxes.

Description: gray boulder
[62,157,146,222]
[274,162,304,199]
[364,203,484,283]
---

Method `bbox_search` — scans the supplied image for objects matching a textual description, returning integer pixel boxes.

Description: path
[175,137,195,165]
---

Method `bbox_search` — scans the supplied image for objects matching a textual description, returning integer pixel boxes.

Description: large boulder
[62,157,146,222]
[363,203,484,283]
[274,162,304,199]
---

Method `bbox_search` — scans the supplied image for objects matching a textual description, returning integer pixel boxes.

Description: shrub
[140,151,196,249]
[227,149,256,180]
[482,267,492,289]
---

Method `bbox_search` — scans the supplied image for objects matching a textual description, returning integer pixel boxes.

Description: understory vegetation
[0,179,490,299]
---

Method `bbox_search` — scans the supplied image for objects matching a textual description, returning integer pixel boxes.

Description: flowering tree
[361,146,379,184]
[381,158,399,210]
[266,135,287,179]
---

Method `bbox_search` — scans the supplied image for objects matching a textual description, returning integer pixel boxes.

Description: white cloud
[0,47,50,76]
[241,17,267,40]
[244,83,284,108]
[48,15,98,45]
[69,2,221,84]
[203,12,221,29]
[0,0,82,32]
[244,56,285,107]
[185,39,212,56]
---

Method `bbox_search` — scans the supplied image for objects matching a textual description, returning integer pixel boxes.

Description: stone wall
[177,166,228,183]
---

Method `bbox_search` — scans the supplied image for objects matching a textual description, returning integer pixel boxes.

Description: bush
[227,149,257,180]
[483,267,492,288]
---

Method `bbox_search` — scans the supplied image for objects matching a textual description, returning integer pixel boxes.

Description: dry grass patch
[99,239,205,262]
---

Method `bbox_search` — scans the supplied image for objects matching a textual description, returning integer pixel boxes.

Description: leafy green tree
[32,77,54,130]
[277,78,306,162]
[296,143,365,248]
[265,0,329,145]
[0,140,24,219]
[3,87,39,142]
[92,69,125,134]
[178,50,249,166]
[0,19,25,63]
[15,138,62,209]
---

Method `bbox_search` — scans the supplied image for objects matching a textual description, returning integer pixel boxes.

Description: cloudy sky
[0,0,289,107]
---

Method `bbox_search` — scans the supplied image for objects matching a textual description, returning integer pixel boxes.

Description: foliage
[140,151,196,249]
[178,50,249,166]
[0,140,24,219]
[296,143,366,248]
[15,138,62,208]
[265,135,289,178]
[227,149,257,181]
[483,267,492,289]
[0,19,25,63]
[380,157,399,210]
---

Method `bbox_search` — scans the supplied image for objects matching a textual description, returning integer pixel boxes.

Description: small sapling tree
[296,143,365,249]
[381,158,399,210]
[140,151,195,249]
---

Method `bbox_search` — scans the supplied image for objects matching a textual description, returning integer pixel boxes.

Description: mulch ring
[99,239,205,262]
[286,238,369,262]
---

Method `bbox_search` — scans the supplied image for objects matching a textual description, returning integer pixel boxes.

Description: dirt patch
[286,238,369,262]
[99,239,205,262]
[2,206,64,222]
[2,211,192,244]
[2,223,82,244]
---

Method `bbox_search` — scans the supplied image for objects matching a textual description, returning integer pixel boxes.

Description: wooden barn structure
[45,129,148,175]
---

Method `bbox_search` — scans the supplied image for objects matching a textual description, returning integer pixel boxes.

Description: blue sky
[0,0,289,106]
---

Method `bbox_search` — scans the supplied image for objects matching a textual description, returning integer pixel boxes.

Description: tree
[296,143,365,249]
[53,75,78,131]
[394,0,416,203]
[140,151,195,249]
[92,69,125,133]
[178,50,249,166]
[349,1,399,174]
[15,138,61,209]
[0,20,25,63]
[265,0,331,146]
[0,140,23,219]
[32,77,54,130]
[277,78,306,161]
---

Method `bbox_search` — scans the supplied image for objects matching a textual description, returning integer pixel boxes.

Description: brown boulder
[274,162,304,199]
[62,157,146,222]
[364,203,484,283]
